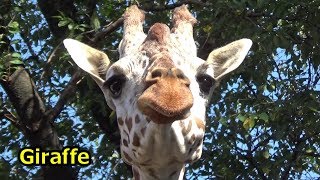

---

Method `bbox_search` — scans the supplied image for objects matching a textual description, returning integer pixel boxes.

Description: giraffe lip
[139,101,191,124]
[137,93,192,124]
[144,100,190,118]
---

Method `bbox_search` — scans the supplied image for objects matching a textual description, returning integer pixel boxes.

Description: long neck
[127,122,187,180]
[132,164,185,180]
[117,117,203,180]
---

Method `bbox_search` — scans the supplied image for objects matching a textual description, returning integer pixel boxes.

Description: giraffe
[63,5,252,180]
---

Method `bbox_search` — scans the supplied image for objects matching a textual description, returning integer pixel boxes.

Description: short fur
[64,5,252,180]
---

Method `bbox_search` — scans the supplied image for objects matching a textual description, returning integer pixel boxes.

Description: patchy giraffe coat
[64,5,252,180]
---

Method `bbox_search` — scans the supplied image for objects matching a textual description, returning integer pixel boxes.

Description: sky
[1,0,320,179]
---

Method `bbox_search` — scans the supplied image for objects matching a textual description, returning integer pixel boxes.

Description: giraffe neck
[118,115,205,180]
[132,164,185,180]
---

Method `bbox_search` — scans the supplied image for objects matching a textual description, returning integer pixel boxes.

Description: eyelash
[104,75,126,98]
[196,74,215,94]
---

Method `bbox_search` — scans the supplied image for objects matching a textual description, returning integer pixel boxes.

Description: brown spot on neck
[132,132,140,147]
[148,168,158,179]
[181,120,192,136]
[125,117,133,132]
[133,167,140,180]
[118,117,124,126]
[122,151,133,163]
[122,139,129,147]
[195,118,205,130]
[135,115,141,123]
[189,134,196,144]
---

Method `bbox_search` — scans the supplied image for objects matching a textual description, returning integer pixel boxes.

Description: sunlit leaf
[243,118,255,130]
[259,113,269,122]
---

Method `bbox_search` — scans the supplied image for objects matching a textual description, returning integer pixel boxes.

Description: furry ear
[207,39,252,79]
[63,39,110,87]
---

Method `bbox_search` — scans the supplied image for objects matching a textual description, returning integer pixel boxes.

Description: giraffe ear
[63,39,111,87]
[206,39,252,80]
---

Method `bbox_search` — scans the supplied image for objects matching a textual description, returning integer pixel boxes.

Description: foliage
[0,0,319,179]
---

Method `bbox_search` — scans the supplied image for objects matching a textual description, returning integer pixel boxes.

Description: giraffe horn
[171,5,197,56]
[119,5,146,58]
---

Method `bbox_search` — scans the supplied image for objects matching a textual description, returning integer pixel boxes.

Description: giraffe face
[102,19,224,128]
[100,27,216,166]
[103,38,213,125]
[63,5,252,177]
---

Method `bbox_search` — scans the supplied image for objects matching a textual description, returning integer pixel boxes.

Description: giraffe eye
[196,74,215,94]
[105,75,126,98]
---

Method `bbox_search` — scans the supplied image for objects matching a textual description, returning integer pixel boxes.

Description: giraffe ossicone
[64,4,252,180]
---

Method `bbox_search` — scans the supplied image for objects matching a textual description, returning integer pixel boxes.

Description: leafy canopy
[0,0,319,179]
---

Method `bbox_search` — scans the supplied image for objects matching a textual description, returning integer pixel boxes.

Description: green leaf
[263,151,270,159]
[308,107,319,113]
[11,52,21,58]
[109,110,116,119]
[306,149,313,153]
[220,117,228,126]
[91,12,100,30]
[58,20,69,27]
[9,59,23,65]
[243,118,255,130]
[259,113,269,122]
[13,6,22,12]
[8,21,19,33]
[262,167,271,175]
[203,25,212,33]
[237,114,246,122]
[68,23,74,30]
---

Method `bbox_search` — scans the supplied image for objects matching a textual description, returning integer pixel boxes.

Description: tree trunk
[1,67,77,179]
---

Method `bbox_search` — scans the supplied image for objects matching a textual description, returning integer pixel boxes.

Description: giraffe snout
[137,67,193,124]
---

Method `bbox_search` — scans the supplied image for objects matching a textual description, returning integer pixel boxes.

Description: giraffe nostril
[145,68,165,86]
[174,69,186,79]
[146,68,190,87]
[151,68,164,79]
[177,73,185,79]
[172,68,190,86]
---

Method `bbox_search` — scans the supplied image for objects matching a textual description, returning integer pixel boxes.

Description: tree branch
[304,152,320,158]
[45,70,83,122]
[86,0,97,19]
[0,67,77,179]
[251,135,272,152]
[313,69,320,86]
[281,137,304,180]
[40,41,64,80]
[37,0,77,40]
[2,107,25,133]
[1,68,46,132]
[91,17,124,44]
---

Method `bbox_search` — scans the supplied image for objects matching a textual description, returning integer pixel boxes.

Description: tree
[0,0,319,179]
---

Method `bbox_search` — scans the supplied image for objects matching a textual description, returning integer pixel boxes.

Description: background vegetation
[0,0,319,179]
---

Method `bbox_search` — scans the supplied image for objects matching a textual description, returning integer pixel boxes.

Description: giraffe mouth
[140,99,191,123]
[137,76,193,124]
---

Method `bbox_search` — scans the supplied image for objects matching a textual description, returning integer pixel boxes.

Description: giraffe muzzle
[137,68,193,124]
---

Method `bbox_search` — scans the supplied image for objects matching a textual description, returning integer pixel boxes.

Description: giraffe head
[64,5,251,179]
